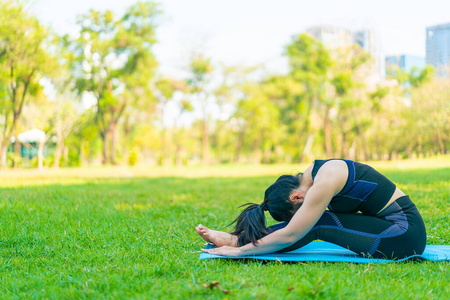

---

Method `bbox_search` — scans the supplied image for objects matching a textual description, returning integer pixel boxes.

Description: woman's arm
[202,160,347,256]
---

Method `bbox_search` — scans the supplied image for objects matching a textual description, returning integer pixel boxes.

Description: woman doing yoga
[197,159,427,259]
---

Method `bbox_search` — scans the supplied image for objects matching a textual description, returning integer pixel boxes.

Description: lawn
[0,158,449,299]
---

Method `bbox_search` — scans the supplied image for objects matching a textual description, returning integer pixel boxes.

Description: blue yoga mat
[200,241,450,263]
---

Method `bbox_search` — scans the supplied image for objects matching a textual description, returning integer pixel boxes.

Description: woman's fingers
[201,246,241,257]
[201,248,219,254]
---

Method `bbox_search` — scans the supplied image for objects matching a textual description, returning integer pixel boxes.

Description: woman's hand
[202,246,243,257]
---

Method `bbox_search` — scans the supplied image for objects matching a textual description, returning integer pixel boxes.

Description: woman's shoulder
[309,160,349,196]
[312,159,348,179]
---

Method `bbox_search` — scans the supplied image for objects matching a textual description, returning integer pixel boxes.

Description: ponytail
[229,203,268,246]
[229,172,302,246]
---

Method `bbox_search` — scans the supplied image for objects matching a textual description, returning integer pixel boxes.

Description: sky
[31,0,450,78]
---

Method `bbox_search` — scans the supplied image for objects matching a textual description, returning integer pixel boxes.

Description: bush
[128,148,139,166]
[67,149,81,167]
[7,152,23,168]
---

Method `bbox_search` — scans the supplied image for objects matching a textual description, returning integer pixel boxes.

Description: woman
[197,159,427,259]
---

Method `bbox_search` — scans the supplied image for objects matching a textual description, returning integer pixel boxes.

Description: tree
[69,1,161,164]
[186,55,214,165]
[329,45,371,160]
[21,99,52,169]
[154,77,186,165]
[50,100,78,168]
[232,80,283,163]
[284,33,332,161]
[44,36,80,168]
[0,1,54,168]
[388,65,434,88]
[378,65,438,159]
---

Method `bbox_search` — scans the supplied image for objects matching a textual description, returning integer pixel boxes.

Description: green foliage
[0,161,448,298]
[156,78,183,101]
[408,65,434,88]
[65,111,101,164]
[331,70,353,96]
[387,65,434,89]
[6,152,22,168]
[187,55,213,89]
[0,1,55,166]
[230,80,286,163]
[185,55,217,165]
[67,147,81,167]
[68,1,161,164]
[128,147,139,166]
[286,33,331,83]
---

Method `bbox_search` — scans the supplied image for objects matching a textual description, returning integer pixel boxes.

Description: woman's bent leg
[268,196,426,259]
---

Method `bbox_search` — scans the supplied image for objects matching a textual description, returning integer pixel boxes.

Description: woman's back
[312,159,397,215]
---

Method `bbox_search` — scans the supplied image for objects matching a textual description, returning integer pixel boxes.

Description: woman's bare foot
[195,224,238,247]
[195,224,213,243]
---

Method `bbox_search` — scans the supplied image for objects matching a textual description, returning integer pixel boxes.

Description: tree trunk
[349,139,357,160]
[323,107,332,158]
[37,140,45,170]
[175,144,183,166]
[436,128,446,154]
[234,132,243,163]
[174,128,183,166]
[338,117,349,159]
[101,131,109,165]
[301,134,315,162]
[80,140,86,166]
[122,117,131,164]
[63,146,69,164]
[352,109,369,161]
[0,123,18,169]
[253,132,264,165]
[418,135,423,158]
[53,143,63,168]
[234,125,248,163]
[341,132,349,159]
[14,133,21,169]
[0,143,8,168]
[161,128,168,166]
[110,122,118,165]
[253,147,262,165]
[1,68,35,169]
[299,98,313,162]
[201,119,210,165]
[54,130,64,169]
[263,146,271,164]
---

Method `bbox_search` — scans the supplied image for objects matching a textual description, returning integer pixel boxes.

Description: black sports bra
[312,159,396,215]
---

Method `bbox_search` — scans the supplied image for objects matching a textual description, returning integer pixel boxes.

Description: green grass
[0,159,449,299]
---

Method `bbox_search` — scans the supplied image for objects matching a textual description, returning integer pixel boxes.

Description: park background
[1,0,450,299]
[1,0,449,168]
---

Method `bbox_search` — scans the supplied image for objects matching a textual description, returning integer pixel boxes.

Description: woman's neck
[299,164,314,193]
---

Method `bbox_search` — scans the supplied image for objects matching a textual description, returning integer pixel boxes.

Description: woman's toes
[199,224,209,231]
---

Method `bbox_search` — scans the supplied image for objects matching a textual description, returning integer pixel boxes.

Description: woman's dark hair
[229,173,302,246]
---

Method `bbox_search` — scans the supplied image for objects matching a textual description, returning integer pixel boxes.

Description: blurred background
[1,0,449,169]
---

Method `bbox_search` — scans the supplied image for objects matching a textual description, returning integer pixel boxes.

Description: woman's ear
[289,191,305,204]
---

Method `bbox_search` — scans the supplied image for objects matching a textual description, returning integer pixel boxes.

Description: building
[306,26,354,49]
[306,26,382,79]
[426,22,450,77]
[354,30,382,78]
[385,55,426,74]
